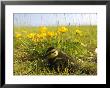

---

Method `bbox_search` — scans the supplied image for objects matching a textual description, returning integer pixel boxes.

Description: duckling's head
[45,47,58,59]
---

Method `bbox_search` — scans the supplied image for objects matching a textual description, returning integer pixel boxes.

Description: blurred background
[14,13,97,26]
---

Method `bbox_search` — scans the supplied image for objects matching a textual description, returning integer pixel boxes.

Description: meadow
[14,25,97,75]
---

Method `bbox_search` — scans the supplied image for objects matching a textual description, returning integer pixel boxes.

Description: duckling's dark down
[45,47,76,73]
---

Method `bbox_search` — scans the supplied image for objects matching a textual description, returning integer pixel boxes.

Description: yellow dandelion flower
[32,37,40,42]
[33,33,45,42]
[47,32,54,37]
[16,33,22,38]
[40,33,47,38]
[35,33,45,39]
[35,34,41,38]
[39,26,47,33]
[27,33,36,39]
[31,38,36,42]
[30,34,41,42]
[58,26,68,33]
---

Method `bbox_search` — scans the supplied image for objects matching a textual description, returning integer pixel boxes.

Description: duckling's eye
[51,51,55,53]
[46,51,55,56]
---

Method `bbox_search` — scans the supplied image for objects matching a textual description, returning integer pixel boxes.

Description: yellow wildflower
[39,26,47,33]
[32,38,40,42]
[27,33,36,39]
[40,33,47,38]
[47,32,54,37]
[35,33,46,39]
[32,33,46,42]
[35,34,41,38]
[16,33,22,38]
[30,34,40,42]
[58,26,68,33]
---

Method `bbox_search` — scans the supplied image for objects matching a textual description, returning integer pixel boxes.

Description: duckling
[44,47,76,73]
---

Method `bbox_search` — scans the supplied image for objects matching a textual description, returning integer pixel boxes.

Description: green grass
[13,25,97,75]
